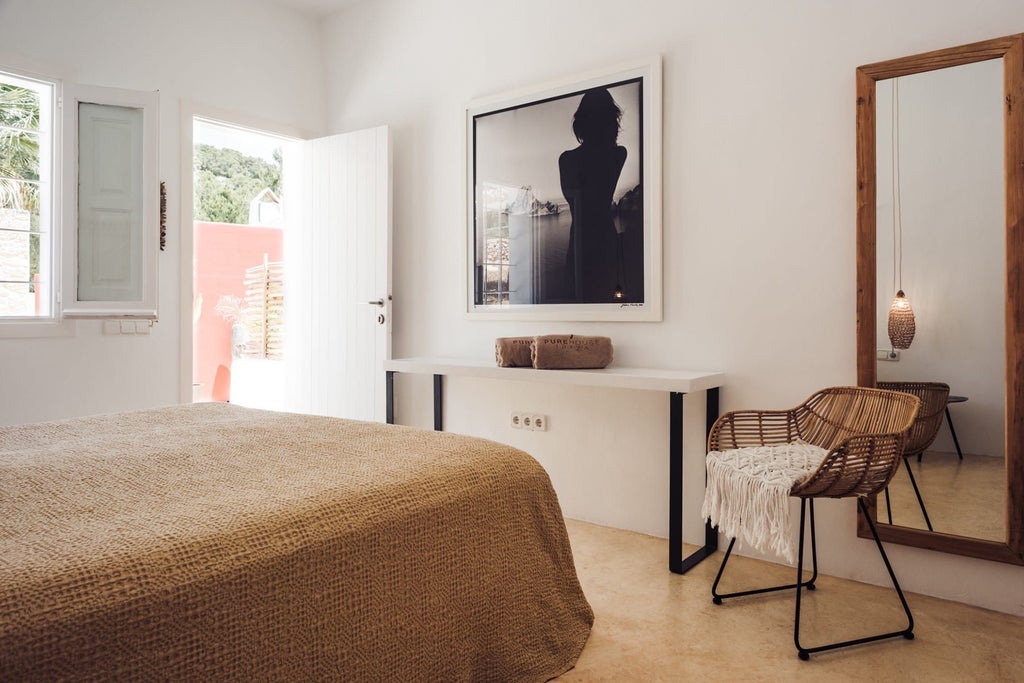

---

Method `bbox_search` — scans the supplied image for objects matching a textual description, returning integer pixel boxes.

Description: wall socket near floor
[510,411,548,431]
[877,349,901,362]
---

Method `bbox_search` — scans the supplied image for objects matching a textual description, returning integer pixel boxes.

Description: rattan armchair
[707,386,920,660]
[877,381,951,531]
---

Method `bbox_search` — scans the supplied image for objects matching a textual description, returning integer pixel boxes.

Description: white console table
[383,357,725,575]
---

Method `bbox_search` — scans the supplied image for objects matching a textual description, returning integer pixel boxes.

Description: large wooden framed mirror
[856,34,1024,565]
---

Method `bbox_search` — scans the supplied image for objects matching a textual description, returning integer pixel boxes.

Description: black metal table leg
[433,374,443,431]
[386,371,443,431]
[669,392,684,573]
[386,371,395,425]
[670,387,720,574]
[704,387,720,551]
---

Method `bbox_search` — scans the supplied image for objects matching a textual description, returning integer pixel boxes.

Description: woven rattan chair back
[876,381,950,458]
[708,386,920,500]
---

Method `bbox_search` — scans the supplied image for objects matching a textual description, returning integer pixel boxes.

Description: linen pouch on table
[531,335,613,369]
[495,337,535,367]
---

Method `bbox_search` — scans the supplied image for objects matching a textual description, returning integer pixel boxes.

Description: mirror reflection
[873,59,1005,542]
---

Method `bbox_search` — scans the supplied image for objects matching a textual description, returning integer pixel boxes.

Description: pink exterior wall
[193,222,283,402]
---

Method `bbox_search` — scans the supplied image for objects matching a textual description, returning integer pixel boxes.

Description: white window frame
[0,66,72,337]
[0,67,159,336]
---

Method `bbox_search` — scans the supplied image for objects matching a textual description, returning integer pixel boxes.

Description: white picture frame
[465,59,662,321]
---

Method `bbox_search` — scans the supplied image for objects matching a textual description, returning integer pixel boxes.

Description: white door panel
[283,126,391,421]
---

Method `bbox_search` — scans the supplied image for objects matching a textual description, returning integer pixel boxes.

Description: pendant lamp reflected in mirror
[888,79,915,350]
[888,289,915,349]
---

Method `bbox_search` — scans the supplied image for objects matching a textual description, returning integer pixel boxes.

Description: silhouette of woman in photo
[559,87,627,303]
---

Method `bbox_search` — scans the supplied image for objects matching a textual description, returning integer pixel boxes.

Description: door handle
[367,299,385,307]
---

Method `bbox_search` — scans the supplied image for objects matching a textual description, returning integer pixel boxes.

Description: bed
[0,402,593,681]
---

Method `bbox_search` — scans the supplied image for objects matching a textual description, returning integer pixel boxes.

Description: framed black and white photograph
[465,60,662,321]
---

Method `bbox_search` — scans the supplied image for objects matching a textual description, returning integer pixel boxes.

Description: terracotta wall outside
[193,221,282,401]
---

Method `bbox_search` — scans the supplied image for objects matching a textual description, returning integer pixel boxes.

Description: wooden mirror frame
[856,34,1024,565]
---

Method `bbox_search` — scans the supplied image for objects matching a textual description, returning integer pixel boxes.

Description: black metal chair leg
[709,497,914,660]
[883,460,932,531]
[944,406,964,460]
[794,498,811,659]
[711,537,737,605]
[711,503,817,604]
[793,498,914,660]
[860,493,917,638]
[902,458,933,531]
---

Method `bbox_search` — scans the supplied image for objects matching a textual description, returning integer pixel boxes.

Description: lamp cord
[891,78,903,294]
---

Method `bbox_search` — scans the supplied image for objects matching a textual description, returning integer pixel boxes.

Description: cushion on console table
[495,336,535,367]
[532,335,613,369]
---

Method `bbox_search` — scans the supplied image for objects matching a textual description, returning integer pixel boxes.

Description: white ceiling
[266,0,364,18]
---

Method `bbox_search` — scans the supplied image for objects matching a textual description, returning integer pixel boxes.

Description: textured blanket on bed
[0,403,593,681]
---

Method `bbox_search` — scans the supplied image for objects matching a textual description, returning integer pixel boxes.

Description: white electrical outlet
[511,411,548,431]
[877,349,900,362]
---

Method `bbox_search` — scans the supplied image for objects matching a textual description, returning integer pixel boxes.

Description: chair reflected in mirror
[941,394,968,461]
[877,381,951,532]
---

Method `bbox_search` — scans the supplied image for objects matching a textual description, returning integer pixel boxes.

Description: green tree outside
[193,144,282,224]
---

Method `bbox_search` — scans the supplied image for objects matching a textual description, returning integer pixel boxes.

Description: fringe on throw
[700,441,828,564]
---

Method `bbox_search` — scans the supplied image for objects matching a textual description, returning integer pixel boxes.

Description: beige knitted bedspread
[0,403,593,681]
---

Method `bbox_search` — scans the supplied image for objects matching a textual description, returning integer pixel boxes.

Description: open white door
[283,125,391,421]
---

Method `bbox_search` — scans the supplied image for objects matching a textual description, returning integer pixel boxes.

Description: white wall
[0,0,325,424]
[321,0,1024,616]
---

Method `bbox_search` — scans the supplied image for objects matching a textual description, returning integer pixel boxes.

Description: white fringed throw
[701,441,829,563]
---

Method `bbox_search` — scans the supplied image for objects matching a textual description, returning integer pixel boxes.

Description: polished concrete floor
[559,519,1024,681]
[878,451,1005,541]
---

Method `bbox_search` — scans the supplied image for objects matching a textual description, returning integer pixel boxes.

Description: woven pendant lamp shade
[887,290,915,349]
